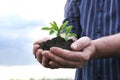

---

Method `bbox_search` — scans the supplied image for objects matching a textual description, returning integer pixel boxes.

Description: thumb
[71,36,91,51]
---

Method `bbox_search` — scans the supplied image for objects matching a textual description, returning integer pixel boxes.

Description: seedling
[41,21,77,41]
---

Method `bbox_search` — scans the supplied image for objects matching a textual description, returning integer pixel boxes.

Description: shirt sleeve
[63,0,82,38]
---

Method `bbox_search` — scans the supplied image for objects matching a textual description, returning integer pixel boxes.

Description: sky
[0,0,66,66]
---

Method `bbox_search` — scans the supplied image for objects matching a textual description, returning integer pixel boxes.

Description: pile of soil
[39,37,74,50]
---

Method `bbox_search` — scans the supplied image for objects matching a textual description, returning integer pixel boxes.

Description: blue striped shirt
[64,0,120,80]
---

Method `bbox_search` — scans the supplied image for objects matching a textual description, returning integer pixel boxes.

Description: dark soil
[39,37,74,50]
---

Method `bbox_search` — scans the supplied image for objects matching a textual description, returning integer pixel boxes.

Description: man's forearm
[92,33,120,58]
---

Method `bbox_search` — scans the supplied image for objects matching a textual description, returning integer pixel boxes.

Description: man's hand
[42,37,96,68]
[33,37,51,68]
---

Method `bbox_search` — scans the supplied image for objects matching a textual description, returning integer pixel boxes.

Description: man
[33,0,120,80]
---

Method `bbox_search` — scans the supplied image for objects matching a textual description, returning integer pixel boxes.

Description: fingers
[49,61,77,68]
[42,56,50,68]
[50,47,81,61]
[33,40,42,57]
[49,61,63,69]
[71,36,91,51]
[33,44,40,57]
[33,37,51,57]
[36,49,43,63]
[33,38,53,68]
[43,47,84,68]
[33,37,93,69]
[44,46,94,68]
[36,50,52,68]
[43,51,84,68]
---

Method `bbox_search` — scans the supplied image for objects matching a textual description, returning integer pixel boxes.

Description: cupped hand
[33,37,51,68]
[42,36,96,68]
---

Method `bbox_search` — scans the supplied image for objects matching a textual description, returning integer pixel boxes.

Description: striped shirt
[64,0,120,80]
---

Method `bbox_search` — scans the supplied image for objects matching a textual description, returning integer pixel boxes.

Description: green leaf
[49,30,55,35]
[41,27,51,30]
[53,21,58,29]
[60,21,68,31]
[50,21,58,31]
[65,26,72,35]
[68,33,77,37]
